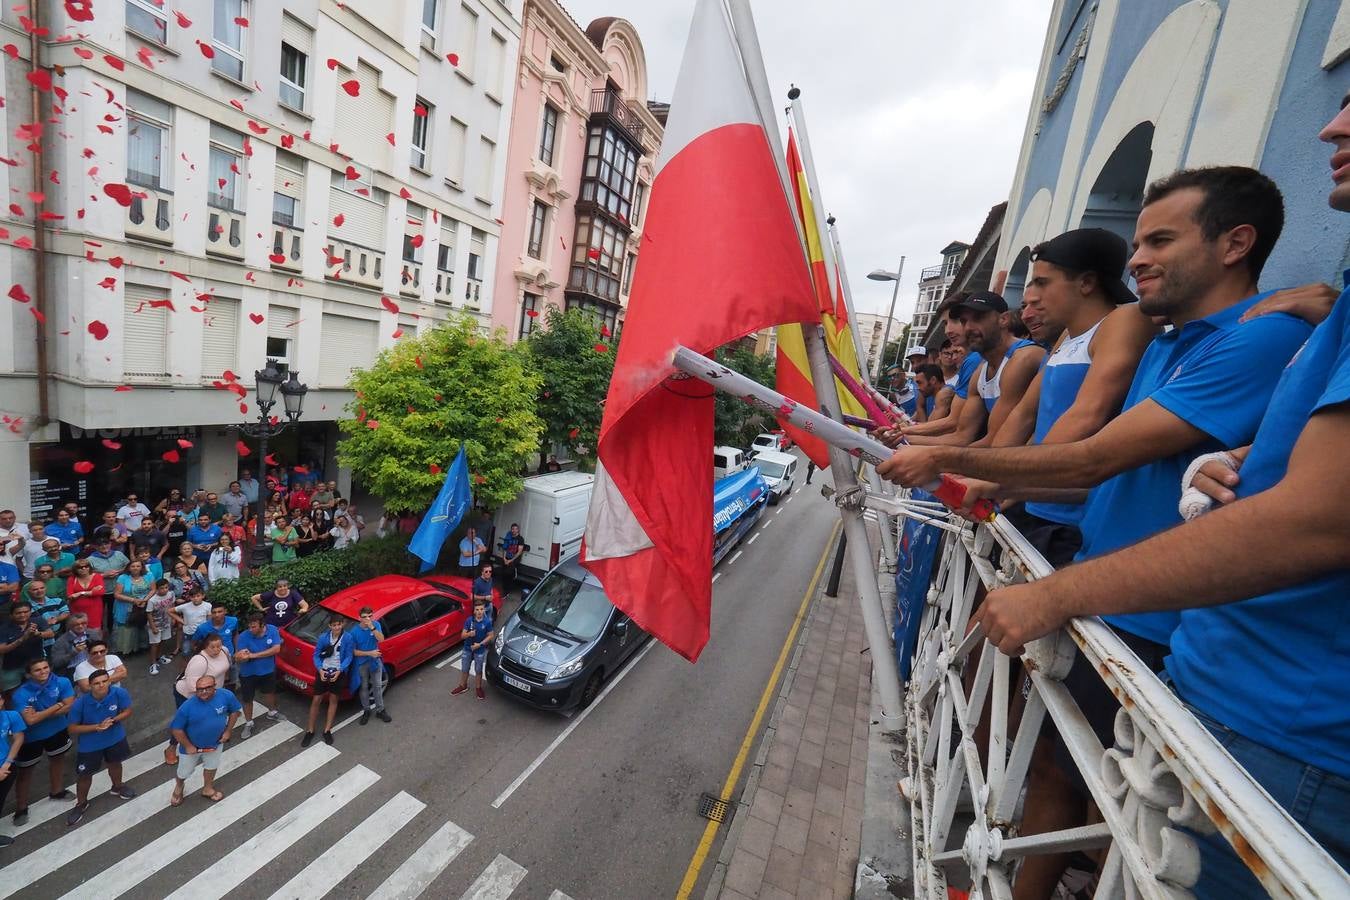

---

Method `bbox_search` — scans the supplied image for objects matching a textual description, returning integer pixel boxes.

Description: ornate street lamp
[236,360,308,571]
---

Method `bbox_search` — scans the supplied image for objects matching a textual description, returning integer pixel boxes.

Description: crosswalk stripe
[162,764,379,900]
[366,820,475,900]
[0,720,301,900]
[458,854,527,900]
[59,744,340,900]
[435,650,465,670]
[265,791,426,900]
[0,717,253,839]
[547,892,576,900]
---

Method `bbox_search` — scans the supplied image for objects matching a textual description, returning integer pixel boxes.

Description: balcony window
[212,0,247,81]
[411,98,432,170]
[568,214,624,303]
[422,0,438,30]
[633,182,645,226]
[208,125,244,211]
[527,200,547,260]
[566,294,619,339]
[437,242,455,273]
[467,229,485,281]
[126,0,167,43]
[622,252,636,294]
[538,103,558,167]
[580,125,639,223]
[126,90,171,190]
[520,292,539,339]
[280,43,307,110]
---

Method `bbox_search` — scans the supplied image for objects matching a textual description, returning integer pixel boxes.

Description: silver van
[750,449,797,504]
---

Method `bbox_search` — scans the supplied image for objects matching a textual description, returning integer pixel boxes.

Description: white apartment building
[903,241,968,357]
[0,0,520,519]
[852,312,905,378]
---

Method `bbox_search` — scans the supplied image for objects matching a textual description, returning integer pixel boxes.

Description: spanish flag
[775,130,869,468]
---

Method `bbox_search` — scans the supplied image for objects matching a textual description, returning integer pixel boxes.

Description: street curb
[700,527,838,900]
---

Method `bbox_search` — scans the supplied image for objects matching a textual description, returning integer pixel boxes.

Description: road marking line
[266,791,426,900]
[747,533,759,546]
[711,572,721,584]
[491,640,656,809]
[367,820,475,900]
[775,508,783,516]
[547,892,576,900]
[62,745,340,900]
[786,495,794,504]
[729,550,742,565]
[331,709,365,734]
[458,854,527,900]
[762,518,772,527]
[674,520,841,899]
[165,764,380,900]
[435,649,465,669]
[0,721,301,899]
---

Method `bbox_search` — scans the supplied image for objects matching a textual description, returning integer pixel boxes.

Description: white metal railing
[863,491,1350,900]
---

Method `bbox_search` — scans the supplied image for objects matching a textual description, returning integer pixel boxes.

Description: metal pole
[874,257,905,382]
[825,531,847,597]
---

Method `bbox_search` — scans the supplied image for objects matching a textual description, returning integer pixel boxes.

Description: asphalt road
[1,456,839,900]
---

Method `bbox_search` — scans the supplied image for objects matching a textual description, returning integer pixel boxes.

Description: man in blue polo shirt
[0,705,25,847]
[10,658,75,826]
[974,93,1350,895]
[66,668,135,826]
[45,508,84,556]
[233,613,283,739]
[169,675,241,805]
[186,514,222,569]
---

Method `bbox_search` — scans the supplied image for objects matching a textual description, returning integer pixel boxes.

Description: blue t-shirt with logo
[171,689,242,751]
[70,685,132,752]
[952,353,981,400]
[196,616,240,654]
[234,625,281,677]
[1168,279,1350,778]
[12,675,74,741]
[463,615,492,655]
[1076,295,1311,645]
[186,524,222,548]
[45,520,83,549]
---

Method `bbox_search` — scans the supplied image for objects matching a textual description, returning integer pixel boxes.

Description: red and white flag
[580,0,819,662]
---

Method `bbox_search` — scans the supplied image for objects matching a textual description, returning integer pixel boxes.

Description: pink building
[490,2,664,342]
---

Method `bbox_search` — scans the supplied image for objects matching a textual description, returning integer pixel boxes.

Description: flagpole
[726,0,905,726]
[788,88,899,570]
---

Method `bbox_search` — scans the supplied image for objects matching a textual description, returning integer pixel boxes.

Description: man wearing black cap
[895,291,1044,447]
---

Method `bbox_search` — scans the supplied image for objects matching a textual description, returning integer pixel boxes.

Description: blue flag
[407,446,473,573]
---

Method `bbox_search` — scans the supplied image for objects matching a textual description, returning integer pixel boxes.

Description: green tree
[712,342,777,447]
[524,307,615,468]
[336,316,544,511]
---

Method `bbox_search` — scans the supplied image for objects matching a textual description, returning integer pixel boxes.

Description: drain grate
[698,792,732,823]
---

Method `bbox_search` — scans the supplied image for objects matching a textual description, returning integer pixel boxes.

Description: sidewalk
[708,526,875,900]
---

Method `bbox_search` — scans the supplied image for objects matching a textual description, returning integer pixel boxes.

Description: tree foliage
[712,341,777,448]
[524,307,615,467]
[336,316,544,511]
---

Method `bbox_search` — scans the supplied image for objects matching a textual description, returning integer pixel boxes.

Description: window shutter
[274,151,305,200]
[328,184,386,250]
[267,304,298,339]
[123,284,169,379]
[319,314,379,386]
[334,62,393,169]
[280,14,311,52]
[201,297,240,380]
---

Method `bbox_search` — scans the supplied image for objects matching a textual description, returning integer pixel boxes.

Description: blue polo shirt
[350,625,383,673]
[463,615,492,655]
[1168,278,1350,778]
[186,524,222,548]
[197,615,240,654]
[952,353,981,400]
[0,561,18,600]
[1,709,25,759]
[12,675,74,741]
[234,625,281,677]
[45,520,83,549]
[70,685,131,752]
[1078,294,1311,645]
[170,688,242,751]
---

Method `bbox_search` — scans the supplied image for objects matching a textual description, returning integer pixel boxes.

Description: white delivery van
[493,471,595,584]
[750,449,798,504]
[713,446,747,480]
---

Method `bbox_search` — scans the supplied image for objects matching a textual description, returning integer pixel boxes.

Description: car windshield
[289,605,357,644]
[756,460,786,479]
[518,572,612,642]
[754,436,773,446]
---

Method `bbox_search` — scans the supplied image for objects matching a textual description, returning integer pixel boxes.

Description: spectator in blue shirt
[303,617,353,748]
[0,558,19,608]
[451,598,495,701]
[0,707,25,847]
[169,675,241,805]
[233,613,283,738]
[196,603,240,690]
[471,564,494,604]
[351,607,390,726]
[45,508,83,555]
[186,514,222,569]
[458,527,486,576]
[494,524,524,590]
[10,659,75,826]
[66,669,135,826]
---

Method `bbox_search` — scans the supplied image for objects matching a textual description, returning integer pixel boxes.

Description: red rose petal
[593,342,608,353]
[525,309,539,318]
[235,440,251,456]
[8,284,31,303]
[280,133,295,149]
[446,53,459,66]
[161,449,181,463]
[568,428,579,439]
[248,313,264,324]
[234,16,249,26]
[586,248,601,260]
[366,420,379,429]
[399,188,412,200]
[114,385,133,392]
[102,182,134,207]
[87,320,109,340]
[414,104,428,117]
[196,40,215,59]
[64,0,95,23]
[177,438,193,449]
[409,234,424,248]
[344,165,360,180]
[341,79,360,97]
[326,58,340,70]
[429,463,441,474]
[174,10,192,27]
[73,47,93,60]
[73,460,95,474]
[380,296,399,314]
[332,213,345,227]
[268,253,286,265]
[385,132,395,146]
[101,438,122,450]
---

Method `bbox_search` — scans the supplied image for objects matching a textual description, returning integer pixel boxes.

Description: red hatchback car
[276,574,501,697]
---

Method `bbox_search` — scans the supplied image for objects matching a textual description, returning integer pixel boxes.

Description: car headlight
[494,630,504,654]
[549,656,585,680]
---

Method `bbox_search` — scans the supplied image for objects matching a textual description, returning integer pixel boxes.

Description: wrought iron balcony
[590,88,645,147]
[919,263,946,280]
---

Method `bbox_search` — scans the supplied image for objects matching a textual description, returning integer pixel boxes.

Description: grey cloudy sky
[560,0,1051,323]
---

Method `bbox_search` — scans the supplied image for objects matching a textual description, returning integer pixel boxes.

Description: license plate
[283,674,310,691]
[502,674,532,693]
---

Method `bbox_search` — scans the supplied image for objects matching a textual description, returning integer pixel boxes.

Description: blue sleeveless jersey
[1024,321,1102,526]
[977,339,1039,413]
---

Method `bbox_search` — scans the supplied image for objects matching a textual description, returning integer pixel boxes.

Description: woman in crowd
[174,541,207,579]
[265,490,287,522]
[161,509,190,560]
[294,515,321,558]
[112,559,152,655]
[154,488,187,518]
[66,560,106,632]
[167,559,208,599]
[208,534,242,582]
[329,514,360,550]
[269,513,299,564]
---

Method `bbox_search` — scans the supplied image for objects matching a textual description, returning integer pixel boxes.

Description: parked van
[492,471,594,584]
[713,446,747,480]
[750,449,798,504]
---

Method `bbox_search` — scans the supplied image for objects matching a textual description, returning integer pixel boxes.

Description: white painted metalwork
[863,491,1350,899]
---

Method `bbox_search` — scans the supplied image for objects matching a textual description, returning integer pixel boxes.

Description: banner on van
[713,467,767,534]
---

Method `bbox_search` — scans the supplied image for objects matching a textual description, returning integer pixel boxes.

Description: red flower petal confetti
[385,132,395,146]
[280,133,295,149]
[101,439,122,451]
[414,104,428,117]
[366,420,379,429]
[234,16,249,26]
[196,40,215,59]
[586,248,601,260]
[247,120,268,135]
[593,342,608,353]
[341,79,360,97]
[102,183,134,207]
[428,463,441,474]
[344,165,360,180]
[176,438,194,449]
[136,47,156,69]
[409,234,424,248]
[264,453,279,466]
[8,284,30,304]
[174,10,193,28]
[326,58,340,70]
[446,53,459,66]
[161,450,181,463]
[568,428,579,439]
[114,385,133,392]
[235,440,251,456]
[380,296,399,314]
[399,188,412,200]
[87,320,109,340]
[332,213,345,227]
[248,313,264,324]
[26,69,52,92]
[268,253,286,265]
[73,460,95,474]
[73,47,93,60]
[108,256,124,268]
[525,309,539,318]
[64,0,95,22]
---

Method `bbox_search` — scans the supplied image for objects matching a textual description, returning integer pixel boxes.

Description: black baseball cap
[950,291,1009,315]
[1030,228,1136,305]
